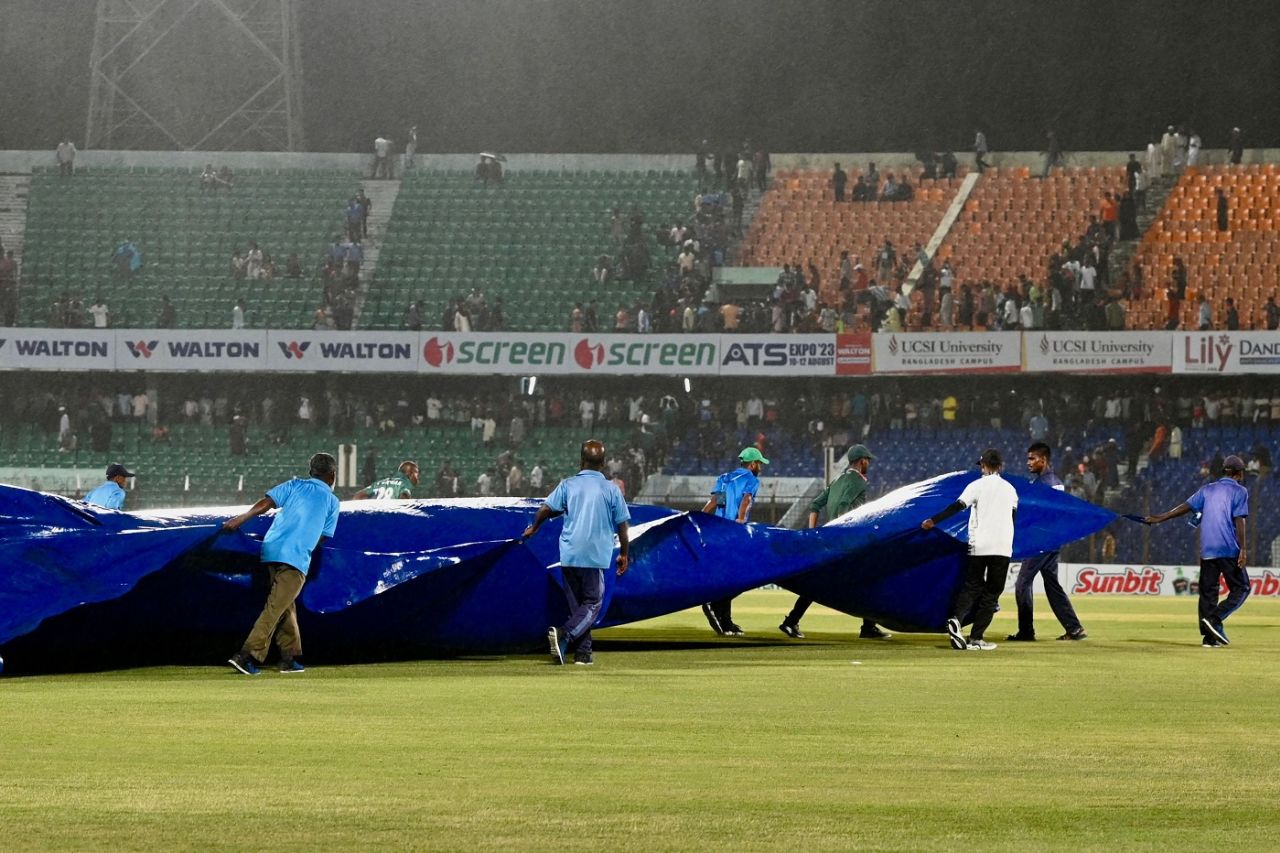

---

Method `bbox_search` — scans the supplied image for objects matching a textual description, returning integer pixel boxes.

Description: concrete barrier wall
[1,148,1276,174]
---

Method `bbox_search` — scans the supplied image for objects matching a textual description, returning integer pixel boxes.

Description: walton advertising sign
[265,330,420,372]
[0,329,115,370]
[115,329,266,371]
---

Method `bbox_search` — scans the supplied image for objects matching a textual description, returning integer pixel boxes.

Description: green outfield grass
[3,592,1279,851]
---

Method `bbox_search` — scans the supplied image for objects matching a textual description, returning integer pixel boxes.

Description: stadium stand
[665,420,1280,565]
[931,165,1128,325]
[0,419,640,509]
[738,167,958,329]
[360,169,698,331]
[1127,163,1280,330]
[18,166,360,328]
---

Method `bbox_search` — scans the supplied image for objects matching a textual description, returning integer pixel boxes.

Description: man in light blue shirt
[1144,455,1250,646]
[523,440,630,666]
[224,453,340,674]
[83,463,134,510]
[699,447,767,637]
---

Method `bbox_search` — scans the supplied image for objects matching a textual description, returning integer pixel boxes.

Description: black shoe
[573,654,594,666]
[228,653,260,676]
[859,624,892,640]
[945,617,966,650]
[779,622,805,639]
[1201,638,1222,648]
[722,623,745,637]
[701,603,725,635]
[1201,617,1229,646]
[1006,633,1037,642]
[1057,630,1088,641]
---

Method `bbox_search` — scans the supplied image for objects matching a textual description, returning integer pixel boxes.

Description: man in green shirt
[353,460,420,500]
[779,445,890,640]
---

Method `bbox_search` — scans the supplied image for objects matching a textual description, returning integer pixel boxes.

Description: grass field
[3,592,1280,851]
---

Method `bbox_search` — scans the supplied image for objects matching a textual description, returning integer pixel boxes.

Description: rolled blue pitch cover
[0,473,1114,672]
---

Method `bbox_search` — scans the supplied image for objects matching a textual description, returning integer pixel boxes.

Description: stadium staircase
[18,167,362,328]
[905,170,981,289]
[1127,164,1280,330]
[361,169,697,331]
[1104,175,1178,294]
[0,174,31,261]
[725,180,769,264]
[351,178,401,328]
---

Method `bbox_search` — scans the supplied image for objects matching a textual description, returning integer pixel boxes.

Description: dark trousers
[1014,551,1082,636]
[952,555,1010,640]
[1198,557,1251,635]
[560,567,605,657]
[784,596,876,631]
[709,595,736,628]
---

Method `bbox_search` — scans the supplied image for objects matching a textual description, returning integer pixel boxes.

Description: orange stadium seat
[739,167,962,303]
[1128,164,1280,329]
[928,166,1129,327]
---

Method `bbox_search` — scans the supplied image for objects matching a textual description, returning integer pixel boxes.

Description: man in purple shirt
[1007,443,1086,642]
[1144,455,1250,647]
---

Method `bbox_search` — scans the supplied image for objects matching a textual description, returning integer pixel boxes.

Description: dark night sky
[1,0,1277,154]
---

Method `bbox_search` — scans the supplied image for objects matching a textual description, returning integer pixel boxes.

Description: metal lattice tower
[86,0,305,151]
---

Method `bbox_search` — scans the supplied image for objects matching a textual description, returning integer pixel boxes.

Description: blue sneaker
[228,653,260,676]
[547,627,567,665]
[1201,618,1230,646]
[279,659,306,674]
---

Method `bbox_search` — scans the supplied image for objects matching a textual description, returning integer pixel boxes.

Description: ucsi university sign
[0,329,1277,375]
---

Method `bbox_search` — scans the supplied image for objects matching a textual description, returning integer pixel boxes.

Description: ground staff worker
[1007,442,1087,642]
[922,448,1018,651]
[83,463,135,510]
[779,445,890,640]
[225,452,340,675]
[354,460,420,499]
[1144,454,1250,647]
[523,440,630,666]
[700,447,767,637]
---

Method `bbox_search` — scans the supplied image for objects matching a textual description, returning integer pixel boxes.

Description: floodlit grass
[3,592,1280,851]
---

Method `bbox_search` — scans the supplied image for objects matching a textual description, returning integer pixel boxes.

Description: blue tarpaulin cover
[0,473,1114,671]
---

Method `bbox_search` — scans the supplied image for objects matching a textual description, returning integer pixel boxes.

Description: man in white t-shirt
[373,136,393,179]
[921,448,1019,651]
[88,296,110,328]
[1078,260,1097,296]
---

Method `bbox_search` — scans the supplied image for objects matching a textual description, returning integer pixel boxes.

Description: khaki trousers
[241,563,304,662]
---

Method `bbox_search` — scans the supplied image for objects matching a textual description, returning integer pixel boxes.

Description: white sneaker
[967,639,998,651]
[946,618,966,650]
